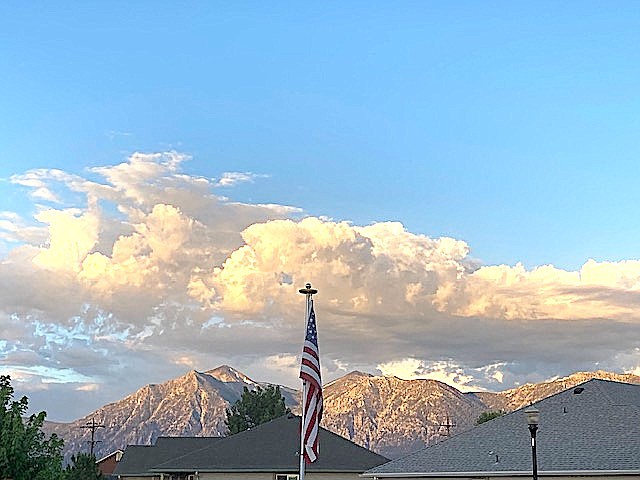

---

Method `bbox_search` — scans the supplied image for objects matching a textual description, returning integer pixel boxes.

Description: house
[97,449,124,478]
[115,414,388,480]
[364,379,640,480]
[114,437,224,479]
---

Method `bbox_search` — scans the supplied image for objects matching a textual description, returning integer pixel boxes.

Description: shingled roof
[366,379,640,477]
[113,437,224,477]
[152,414,389,473]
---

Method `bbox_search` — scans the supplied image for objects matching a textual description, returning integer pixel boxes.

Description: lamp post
[525,408,540,480]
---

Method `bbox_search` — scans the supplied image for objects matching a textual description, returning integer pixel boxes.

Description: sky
[1,2,640,422]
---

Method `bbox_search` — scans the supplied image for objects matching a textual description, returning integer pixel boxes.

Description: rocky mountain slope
[46,367,640,461]
[473,370,640,412]
[322,371,487,457]
[47,365,297,461]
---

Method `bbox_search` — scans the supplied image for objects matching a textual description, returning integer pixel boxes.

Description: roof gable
[96,449,124,464]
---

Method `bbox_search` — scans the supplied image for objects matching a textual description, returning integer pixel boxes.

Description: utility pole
[81,417,106,456]
[438,413,456,437]
[420,421,432,446]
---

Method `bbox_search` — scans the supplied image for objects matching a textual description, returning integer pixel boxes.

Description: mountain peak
[324,370,372,388]
[206,365,256,384]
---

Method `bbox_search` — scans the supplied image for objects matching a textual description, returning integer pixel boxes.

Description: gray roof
[366,379,640,477]
[113,437,223,476]
[153,414,389,473]
[112,446,157,477]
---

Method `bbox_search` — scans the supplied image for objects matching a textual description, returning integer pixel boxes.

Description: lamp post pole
[525,408,540,480]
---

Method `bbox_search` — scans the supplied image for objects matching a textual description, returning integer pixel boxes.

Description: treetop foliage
[65,452,104,480]
[0,375,66,480]
[225,385,290,435]
[476,410,506,425]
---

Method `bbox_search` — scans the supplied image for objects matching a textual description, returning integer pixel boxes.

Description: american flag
[299,300,322,463]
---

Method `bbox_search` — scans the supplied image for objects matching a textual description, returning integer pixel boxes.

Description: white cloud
[259,354,300,385]
[31,187,60,203]
[33,207,100,272]
[10,170,49,188]
[433,260,640,321]
[10,168,79,204]
[0,365,94,384]
[172,355,199,368]
[3,151,640,420]
[377,358,424,379]
[200,217,470,317]
[215,172,268,188]
[75,383,100,392]
[377,358,478,392]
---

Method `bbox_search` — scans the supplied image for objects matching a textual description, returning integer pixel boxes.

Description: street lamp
[525,408,540,480]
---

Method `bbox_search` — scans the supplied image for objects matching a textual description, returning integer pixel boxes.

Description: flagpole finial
[299,283,318,295]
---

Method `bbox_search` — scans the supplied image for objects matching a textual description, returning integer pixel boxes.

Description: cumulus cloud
[434,260,640,321]
[201,218,471,317]
[376,358,508,392]
[2,151,640,420]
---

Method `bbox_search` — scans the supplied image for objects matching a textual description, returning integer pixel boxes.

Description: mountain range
[45,367,640,460]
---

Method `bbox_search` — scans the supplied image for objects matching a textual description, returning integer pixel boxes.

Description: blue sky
[3,2,639,269]
[1,3,640,421]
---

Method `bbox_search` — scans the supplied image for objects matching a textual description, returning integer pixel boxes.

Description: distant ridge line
[43,367,640,461]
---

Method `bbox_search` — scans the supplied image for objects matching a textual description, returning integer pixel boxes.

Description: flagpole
[298,283,317,480]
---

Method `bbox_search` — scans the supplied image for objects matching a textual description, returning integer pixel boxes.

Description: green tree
[64,452,104,480]
[476,410,505,425]
[0,375,65,480]
[225,385,289,434]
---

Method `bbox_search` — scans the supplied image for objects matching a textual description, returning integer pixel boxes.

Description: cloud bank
[1,152,639,420]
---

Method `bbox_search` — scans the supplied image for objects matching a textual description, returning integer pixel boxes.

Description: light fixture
[524,408,539,480]
[525,408,540,427]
